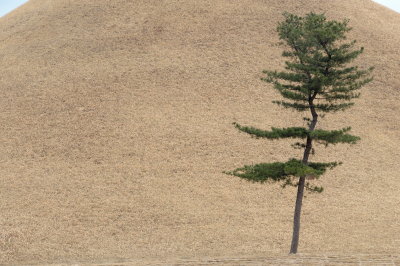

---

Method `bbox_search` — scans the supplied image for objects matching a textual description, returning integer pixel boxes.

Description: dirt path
[41,254,400,265]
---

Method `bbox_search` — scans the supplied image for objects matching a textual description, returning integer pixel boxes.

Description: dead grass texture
[0,0,400,264]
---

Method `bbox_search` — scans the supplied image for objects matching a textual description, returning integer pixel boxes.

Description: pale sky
[372,0,400,13]
[0,0,29,17]
[0,0,399,17]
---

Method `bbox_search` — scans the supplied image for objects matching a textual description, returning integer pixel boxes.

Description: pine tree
[225,12,373,254]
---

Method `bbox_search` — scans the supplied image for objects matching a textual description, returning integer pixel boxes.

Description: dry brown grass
[0,0,400,264]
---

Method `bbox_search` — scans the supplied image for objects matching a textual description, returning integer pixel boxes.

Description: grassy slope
[0,0,399,263]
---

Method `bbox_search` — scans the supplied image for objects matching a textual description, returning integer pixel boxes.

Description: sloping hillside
[1,0,399,264]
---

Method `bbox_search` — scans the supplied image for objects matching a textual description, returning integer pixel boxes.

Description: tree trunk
[289,99,318,254]
[289,175,306,254]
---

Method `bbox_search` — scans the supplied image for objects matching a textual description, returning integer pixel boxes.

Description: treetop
[263,12,373,113]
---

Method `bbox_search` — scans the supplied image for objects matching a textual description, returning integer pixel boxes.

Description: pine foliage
[225,159,339,183]
[226,12,373,193]
[234,122,360,146]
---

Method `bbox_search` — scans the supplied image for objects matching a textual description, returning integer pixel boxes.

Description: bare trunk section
[289,175,306,254]
[289,100,318,254]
